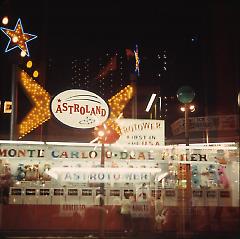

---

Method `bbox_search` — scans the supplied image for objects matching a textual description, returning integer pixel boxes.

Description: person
[121,191,133,233]
[136,183,148,201]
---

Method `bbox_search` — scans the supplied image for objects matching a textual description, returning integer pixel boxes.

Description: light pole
[180,104,196,146]
[97,128,106,239]
[94,123,119,238]
[176,86,195,238]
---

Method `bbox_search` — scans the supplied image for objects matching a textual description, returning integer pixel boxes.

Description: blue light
[0,18,37,56]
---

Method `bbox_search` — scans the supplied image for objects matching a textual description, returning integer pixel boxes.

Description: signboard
[116,119,165,146]
[171,114,239,135]
[51,89,109,129]
[130,201,151,218]
[47,167,165,184]
[0,142,238,162]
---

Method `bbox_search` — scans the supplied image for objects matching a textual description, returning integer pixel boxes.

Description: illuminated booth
[0,140,239,235]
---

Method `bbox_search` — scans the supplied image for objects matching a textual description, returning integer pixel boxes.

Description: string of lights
[18,70,51,139]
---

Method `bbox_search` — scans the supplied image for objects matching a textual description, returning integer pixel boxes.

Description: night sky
[0,1,239,141]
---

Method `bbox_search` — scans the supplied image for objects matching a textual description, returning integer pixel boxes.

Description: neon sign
[0,18,37,56]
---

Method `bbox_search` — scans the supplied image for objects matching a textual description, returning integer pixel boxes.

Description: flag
[96,55,117,80]
[125,48,135,60]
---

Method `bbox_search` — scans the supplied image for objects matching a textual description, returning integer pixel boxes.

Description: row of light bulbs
[18,71,51,139]
[108,85,134,119]
[106,85,134,134]
[94,85,134,142]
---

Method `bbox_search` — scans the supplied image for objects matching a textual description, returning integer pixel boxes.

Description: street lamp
[180,104,195,113]
[177,86,195,146]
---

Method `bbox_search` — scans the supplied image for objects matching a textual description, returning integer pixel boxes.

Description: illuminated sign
[51,89,109,129]
[0,18,37,56]
[0,100,12,113]
[171,115,239,135]
[116,119,165,146]
[18,71,51,139]
[47,167,166,184]
[4,101,12,113]
[0,142,238,164]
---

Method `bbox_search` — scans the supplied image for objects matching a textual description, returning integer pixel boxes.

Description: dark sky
[0,1,207,53]
[0,1,239,140]
[0,0,209,95]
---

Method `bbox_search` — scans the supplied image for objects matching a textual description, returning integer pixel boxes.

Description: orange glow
[18,71,51,138]
[12,35,18,43]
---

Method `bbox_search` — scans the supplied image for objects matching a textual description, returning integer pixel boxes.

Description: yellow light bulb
[33,70,39,78]
[26,61,33,68]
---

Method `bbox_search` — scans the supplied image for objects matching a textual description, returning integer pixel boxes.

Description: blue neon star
[0,18,37,56]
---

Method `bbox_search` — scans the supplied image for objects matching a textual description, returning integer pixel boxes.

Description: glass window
[25,189,36,196]
[123,190,134,199]
[54,189,64,196]
[39,189,50,196]
[81,189,92,196]
[96,189,105,196]
[11,188,22,195]
[68,189,78,196]
[110,190,120,196]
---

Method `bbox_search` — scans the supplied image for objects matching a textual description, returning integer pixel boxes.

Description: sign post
[176,86,195,238]
[99,142,105,239]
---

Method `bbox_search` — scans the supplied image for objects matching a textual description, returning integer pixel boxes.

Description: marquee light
[94,85,134,144]
[33,70,39,78]
[107,85,134,132]
[20,50,27,57]
[2,16,9,25]
[0,18,37,56]
[26,60,32,68]
[18,71,51,139]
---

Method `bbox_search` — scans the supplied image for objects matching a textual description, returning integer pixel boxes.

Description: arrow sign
[18,70,51,138]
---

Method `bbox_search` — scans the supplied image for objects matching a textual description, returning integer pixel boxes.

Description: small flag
[125,48,135,60]
[96,55,117,80]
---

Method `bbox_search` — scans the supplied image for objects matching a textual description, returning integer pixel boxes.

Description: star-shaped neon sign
[0,18,37,56]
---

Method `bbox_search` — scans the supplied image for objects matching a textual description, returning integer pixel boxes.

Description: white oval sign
[51,89,109,129]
